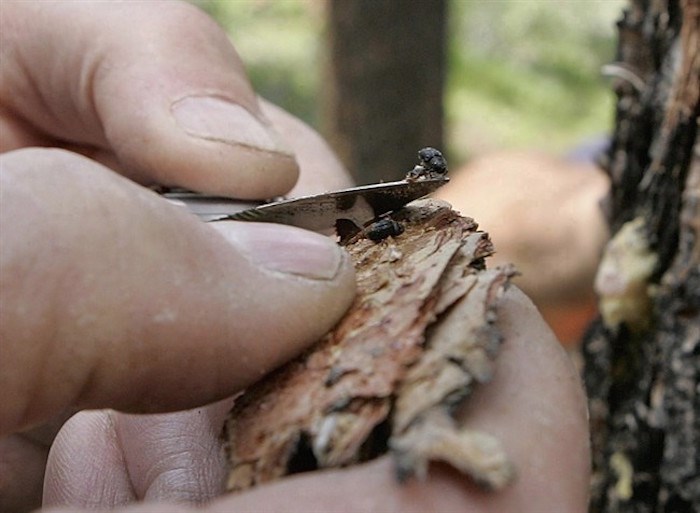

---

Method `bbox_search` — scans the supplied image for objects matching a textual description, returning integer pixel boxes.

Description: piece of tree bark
[583,1,699,511]
[224,199,516,492]
[322,0,446,184]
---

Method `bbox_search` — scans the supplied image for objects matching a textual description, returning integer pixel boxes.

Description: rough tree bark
[323,0,446,184]
[583,1,699,512]
[224,200,516,493]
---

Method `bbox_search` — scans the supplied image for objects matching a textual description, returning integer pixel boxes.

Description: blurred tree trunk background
[583,0,699,511]
[199,1,621,177]
[323,0,446,183]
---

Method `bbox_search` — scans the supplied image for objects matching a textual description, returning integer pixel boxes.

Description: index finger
[0,1,298,198]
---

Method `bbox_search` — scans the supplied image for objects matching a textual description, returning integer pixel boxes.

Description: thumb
[0,148,355,436]
[0,1,297,198]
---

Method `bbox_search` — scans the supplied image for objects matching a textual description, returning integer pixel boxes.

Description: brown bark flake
[224,200,516,493]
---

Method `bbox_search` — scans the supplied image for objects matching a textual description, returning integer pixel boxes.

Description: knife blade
[163,177,449,232]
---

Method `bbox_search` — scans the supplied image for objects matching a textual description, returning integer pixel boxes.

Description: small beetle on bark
[405,147,448,181]
[366,218,405,242]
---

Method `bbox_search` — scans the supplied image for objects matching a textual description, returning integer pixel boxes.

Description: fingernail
[171,96,291,155]
[214,222,345,281]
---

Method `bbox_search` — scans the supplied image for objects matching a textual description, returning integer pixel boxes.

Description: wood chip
[225,199,516,492]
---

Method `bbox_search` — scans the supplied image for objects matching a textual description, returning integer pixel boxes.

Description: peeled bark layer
[224,199,516,492]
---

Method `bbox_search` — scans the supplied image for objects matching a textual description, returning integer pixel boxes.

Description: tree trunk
[323,0,446,184]
[583,1,699,512]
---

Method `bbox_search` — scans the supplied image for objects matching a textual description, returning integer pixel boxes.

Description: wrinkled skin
[0,2,590,512]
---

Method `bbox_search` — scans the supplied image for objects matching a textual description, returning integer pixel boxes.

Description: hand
[0,2,355,511]
[0,3,591,513]
[42,289,591,513]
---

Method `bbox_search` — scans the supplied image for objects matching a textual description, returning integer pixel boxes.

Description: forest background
[198,0,624,167]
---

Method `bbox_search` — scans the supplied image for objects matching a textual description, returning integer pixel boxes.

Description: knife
[162,177,449,233]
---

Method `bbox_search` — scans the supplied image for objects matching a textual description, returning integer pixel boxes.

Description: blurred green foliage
[447,0,624,161]
[195,0,624,165]
[195,0,324,126]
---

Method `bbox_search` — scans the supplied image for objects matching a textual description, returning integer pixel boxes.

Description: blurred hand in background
[436,150,609,346]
